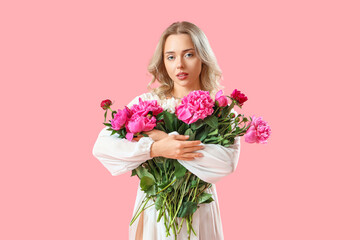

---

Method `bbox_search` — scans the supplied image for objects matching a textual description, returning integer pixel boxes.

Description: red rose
[101,99,112,110]
[230,89,248,106]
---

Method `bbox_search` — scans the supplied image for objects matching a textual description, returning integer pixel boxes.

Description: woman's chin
[173,79,199,88]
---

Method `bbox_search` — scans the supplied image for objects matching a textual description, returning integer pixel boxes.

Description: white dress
[92,92,241,240]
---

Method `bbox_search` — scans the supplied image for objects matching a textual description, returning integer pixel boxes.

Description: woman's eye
[185,53,193,57]
[167,56,174,60]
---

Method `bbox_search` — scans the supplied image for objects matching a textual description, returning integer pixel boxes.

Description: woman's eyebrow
[164,48,194,54]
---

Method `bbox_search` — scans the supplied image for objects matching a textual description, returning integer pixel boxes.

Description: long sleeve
[92,93,155,176]
[169,132,241,184]
[92,127,154,176]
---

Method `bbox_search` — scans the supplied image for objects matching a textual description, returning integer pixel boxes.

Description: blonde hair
[147,21,223,99]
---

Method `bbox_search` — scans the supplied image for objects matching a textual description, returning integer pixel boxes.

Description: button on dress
[92,92,241,240]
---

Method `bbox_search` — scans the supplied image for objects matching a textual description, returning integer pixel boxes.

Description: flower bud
[230,89,248,106]
[101,99,112,110]
[229,113,235,118]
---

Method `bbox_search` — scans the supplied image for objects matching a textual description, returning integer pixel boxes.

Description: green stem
[170,173,191,226]
[191,178,201,202]
[177,218,185,234]
[189,215,197,236]
[164,207,170,236]
[129,197,147,226]
[143,203,155,211]
[186,218,191,238]
[156,178,176,194]
[171,223,177,240]
[130,197,150,225]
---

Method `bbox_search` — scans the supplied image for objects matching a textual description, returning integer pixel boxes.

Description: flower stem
[130,197,150,225]
[170,173,191,226]
[156,178,176,194]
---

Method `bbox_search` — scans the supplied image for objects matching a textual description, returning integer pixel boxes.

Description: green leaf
[136,166,155,180]
[177,122,189,135]
[156,112,164,120]
[145,184,157,196]
[192,120,204,129]
[198,193,213,204]
[155,123,166,132]
[203,136,219,143]
[147,160,160,182]
[174,116,179,130]
[201,197,214,204]
[131,169,137,177]
[173,161,187,179]
[177,201,199,218]
[222,139,229,145]
[157,180,170,189]
[140,176,155,191]
[155,195,165,211]
[198,127,211,142]
[204,115,218,129]
[184,129,195,141]
[208,129,218,136]
[103,123,112,127]
[172,177,184,190]
[190,180,197,188]
[163,111,174,132]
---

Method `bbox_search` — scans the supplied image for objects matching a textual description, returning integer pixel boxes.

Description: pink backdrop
[1,0,359,239]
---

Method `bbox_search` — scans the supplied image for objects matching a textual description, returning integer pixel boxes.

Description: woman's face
[163,34,202,91]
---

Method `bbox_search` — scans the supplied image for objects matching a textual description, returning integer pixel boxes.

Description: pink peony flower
[130,98,163,118]
[111,106,132,130]
[231,89,248,106]
[244,116,271,144]
[126,132,134,141]
[100,99,112,110]
[215,90,228,107]
[175,90,215,124]
[126,114,157,140]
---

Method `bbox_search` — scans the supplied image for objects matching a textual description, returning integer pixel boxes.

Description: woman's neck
[171,85,201,99]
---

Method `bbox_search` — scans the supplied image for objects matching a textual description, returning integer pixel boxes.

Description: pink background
[1,0,359,239]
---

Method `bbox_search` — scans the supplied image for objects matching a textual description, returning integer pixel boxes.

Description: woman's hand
[143,129,169,141]
[132,129,168,142]
[150,135,204,161]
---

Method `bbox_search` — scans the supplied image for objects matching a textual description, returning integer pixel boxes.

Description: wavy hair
[147,21,223,99]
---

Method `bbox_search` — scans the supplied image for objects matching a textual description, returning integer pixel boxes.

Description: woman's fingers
[173,135,202,146]
[173,135,190,140]
[183,140,202,147]
[178,152,203,160]
[184,152,203,158]
[183,146,204,153]
[178,157,195,161]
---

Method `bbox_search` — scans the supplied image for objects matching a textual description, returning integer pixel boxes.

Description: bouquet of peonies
[99,89,271,240]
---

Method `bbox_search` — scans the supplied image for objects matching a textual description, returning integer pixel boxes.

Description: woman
[93,21,241,240]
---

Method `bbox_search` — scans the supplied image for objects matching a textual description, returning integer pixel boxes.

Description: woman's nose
[176,57,184,69]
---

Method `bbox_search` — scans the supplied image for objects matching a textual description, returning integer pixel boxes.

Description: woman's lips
[176,73,188,80]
